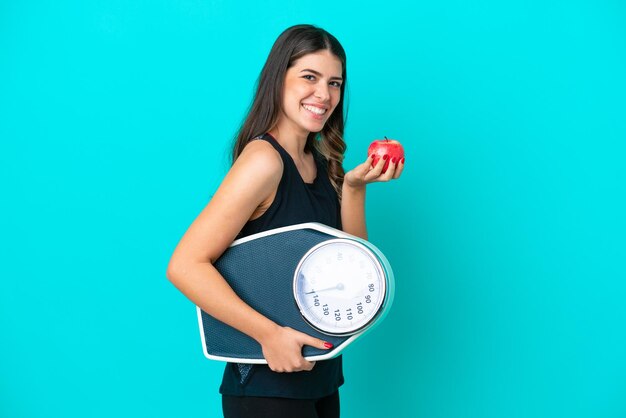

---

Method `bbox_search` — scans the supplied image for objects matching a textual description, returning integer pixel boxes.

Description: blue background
[1,1,625,417]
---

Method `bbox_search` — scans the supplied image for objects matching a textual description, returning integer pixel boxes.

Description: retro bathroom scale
[197,222,395,364]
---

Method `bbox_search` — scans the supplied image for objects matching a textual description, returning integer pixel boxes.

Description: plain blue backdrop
[1,1,625,417]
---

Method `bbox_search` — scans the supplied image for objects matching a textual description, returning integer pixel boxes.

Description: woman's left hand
[344,154,404,189]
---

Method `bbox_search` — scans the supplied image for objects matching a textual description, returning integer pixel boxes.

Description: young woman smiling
[167,24,404,418]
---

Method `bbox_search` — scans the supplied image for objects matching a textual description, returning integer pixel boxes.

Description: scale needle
[305,283,345,294]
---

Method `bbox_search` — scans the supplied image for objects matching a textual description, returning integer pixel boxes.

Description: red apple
[368,137,404,174]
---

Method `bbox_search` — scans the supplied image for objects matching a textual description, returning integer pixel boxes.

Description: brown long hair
[231,24,348,200]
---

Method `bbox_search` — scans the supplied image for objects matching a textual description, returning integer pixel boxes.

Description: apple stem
[384,136,388,142]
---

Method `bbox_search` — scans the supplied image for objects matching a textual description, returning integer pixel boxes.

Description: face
[278,50,343,137]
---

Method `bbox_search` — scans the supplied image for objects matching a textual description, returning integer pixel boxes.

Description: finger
[393,158,405,179]
[355,155,376,175]
[378,161,396,182]
[268,363,283,373]
[303,334,334,351]
[368,154,387,178]
[303,360,316,371]
[346,155,375,183]
[365,156,394,183]
[381,159,398,181]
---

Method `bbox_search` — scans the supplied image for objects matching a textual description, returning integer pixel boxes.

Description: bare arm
[167,140,329,372]
[341,183,368,240]
[341,154,405,240]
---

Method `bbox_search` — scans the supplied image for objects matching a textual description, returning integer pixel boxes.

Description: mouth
[301,104,328,120]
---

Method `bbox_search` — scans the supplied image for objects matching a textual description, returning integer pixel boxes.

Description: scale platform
[197,222,395,364]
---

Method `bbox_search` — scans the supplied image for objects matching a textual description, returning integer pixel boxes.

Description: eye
[303,74,316,81]
[330,81,342,88]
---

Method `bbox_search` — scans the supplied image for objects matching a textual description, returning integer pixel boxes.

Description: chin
[302,121,326,133]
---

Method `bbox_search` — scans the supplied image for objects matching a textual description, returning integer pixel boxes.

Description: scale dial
[293,238,387,336]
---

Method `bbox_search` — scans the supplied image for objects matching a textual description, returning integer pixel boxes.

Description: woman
[167,24,404,418]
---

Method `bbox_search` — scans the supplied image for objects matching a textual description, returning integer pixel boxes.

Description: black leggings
[222,390,340,418]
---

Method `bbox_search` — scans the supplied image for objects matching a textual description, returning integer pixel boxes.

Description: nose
[314,83,330,102]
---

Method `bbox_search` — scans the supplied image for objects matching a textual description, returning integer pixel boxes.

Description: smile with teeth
[302,104,327,116]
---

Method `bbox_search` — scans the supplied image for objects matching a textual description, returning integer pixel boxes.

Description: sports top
[218,132,344,399]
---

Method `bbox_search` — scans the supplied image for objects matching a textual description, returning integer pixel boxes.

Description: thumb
[302,334,334,350]
[359,155,376,172]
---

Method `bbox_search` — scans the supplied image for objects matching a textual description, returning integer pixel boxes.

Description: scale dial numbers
[293,239,386,336]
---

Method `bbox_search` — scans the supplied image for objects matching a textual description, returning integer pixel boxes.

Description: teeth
[302,104,326,115]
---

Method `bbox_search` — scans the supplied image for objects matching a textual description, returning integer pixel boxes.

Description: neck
[268,121,311,159]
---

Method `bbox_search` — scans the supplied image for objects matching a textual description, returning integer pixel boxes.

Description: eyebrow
[300,69,343,81]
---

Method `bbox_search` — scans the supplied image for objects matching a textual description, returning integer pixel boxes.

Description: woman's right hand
[259,324,333,372]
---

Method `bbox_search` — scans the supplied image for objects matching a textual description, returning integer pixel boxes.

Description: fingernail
[391,157,397,163]
[383,154,389,160]
[401,158,405,164]
[323,342,333,349]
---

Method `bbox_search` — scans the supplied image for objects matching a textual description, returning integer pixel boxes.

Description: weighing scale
[197,222,395,363]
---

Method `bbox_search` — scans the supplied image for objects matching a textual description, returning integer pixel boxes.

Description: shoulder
[233,138,284,184]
